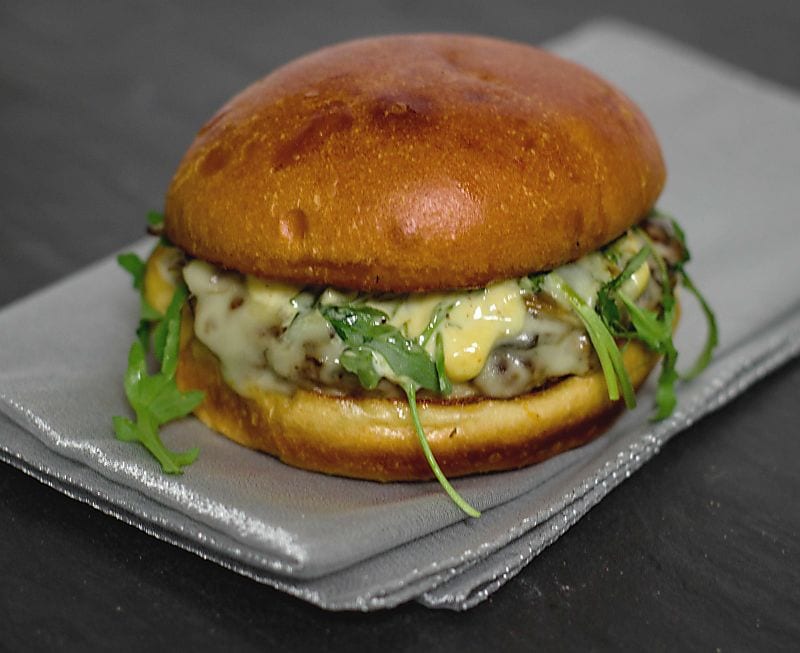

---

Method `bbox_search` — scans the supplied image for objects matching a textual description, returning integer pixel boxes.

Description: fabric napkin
[1,20,799,611]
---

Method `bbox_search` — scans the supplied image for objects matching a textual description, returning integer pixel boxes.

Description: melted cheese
[246,277,301,324]
[357,283,527,382]
[183,260,305,397]
[148,227,660,400]
[319,283,528,383]
[438,282,527,382]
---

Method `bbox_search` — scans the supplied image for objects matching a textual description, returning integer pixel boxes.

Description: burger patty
[156,218,682,401]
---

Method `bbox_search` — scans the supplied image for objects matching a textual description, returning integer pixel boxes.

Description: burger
[115,34,716,517]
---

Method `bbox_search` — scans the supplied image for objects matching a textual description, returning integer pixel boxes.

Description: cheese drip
[438,282,527,382]
[357,283,527,382]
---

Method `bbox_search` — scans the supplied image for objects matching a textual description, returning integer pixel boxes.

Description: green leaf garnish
[653,349,678,420]
[140,299,162,321]
[115,212,204,472]
[416,301,455,396]
[117,252,146,290]
[321,303,478,517]
[596,245,652,334]
[590,215,718,419]
[135,320,150,352]
[340,348,382,389]
[147,211,165,227]
[117,251,163,352]
[676,268,718,380]
[628,228,681,417]
[152,285,187,364]
[616,292,673,353]
[322,305,439,392]
[658,214,719,380]
[434,332,453,396]
[402,382,480,518]
[369,335,439,392]
[113,284,203,473]
[606,245,652,295]
[320,304,389,343]
[617,291,679,419]
[549,273,636,409]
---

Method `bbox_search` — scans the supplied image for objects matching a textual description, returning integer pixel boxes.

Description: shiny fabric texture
[1,22,799,610]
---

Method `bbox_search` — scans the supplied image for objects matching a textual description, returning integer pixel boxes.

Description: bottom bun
[175,312,662,481]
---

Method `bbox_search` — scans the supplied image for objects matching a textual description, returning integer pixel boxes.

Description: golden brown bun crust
[165,34,665,292]
[175,322,660,482]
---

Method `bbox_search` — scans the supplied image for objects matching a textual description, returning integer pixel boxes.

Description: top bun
[165,34,665,292]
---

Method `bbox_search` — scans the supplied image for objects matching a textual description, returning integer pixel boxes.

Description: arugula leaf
[653,349,679,420]
[606,245,652,296]
[340,348,382,389]
[322,305,439,392]
[598,216,717,419]
[434,332,452,396]
[669,218,689,262]
[147,211,165,227]
[549,273,636,409]
[321,303,477,517]
[617,292,672,352]
[370,335,439,391]
[661,216,719,380]
[322,304,389,344]
[595,289,624,336]
[152,285,186,364]
[636,228,676,319]
[117,253,146,290]
[115,212,205,472]
[617,291,680,419]
[595,232,682,418]
[416,301,455,395]
[113,286,203,473]
[630,243,681,420]
[117,251,163,352]
[135,321,150,352]
[596,245,651,333]
[402,382,480,518]
[676,267,719,380]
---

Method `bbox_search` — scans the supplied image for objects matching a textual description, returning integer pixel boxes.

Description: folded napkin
[1,20,799,610]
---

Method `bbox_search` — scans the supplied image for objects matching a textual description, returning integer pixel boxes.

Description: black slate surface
[1,1,798,650]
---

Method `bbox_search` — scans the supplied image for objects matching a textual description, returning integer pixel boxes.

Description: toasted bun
[175,318,661,481]
[165,34,665,292]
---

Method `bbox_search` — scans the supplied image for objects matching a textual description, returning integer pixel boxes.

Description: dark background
[1,1,798,650]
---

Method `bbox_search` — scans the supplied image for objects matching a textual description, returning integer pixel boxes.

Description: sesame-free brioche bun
[164,33,665,292]
[175,320,660,481]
